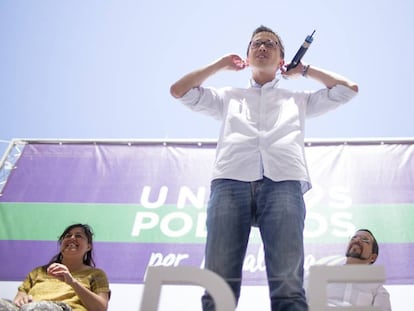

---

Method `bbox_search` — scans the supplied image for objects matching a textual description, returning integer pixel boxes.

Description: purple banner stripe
[1,143,413,204]
[0,144,214,204]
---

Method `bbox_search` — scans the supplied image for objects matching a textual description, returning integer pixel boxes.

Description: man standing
[170,25,358,311]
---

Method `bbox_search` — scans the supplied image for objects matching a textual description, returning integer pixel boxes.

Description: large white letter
[131,212,159,236]
[307,265,385,311]
[140,266,236,311]
[304,212,328,238]
[160,212,192,237]
[141,186,168,209]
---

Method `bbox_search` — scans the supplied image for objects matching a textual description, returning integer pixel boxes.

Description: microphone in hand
[286,30,316,71]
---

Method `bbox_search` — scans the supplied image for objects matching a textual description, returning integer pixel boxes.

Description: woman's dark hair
[46,223,96,268]
[247,25,285,58]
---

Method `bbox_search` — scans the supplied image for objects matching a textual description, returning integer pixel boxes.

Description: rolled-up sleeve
[306,84,358,118]
[178,87,224,120]
[179,87,202,107]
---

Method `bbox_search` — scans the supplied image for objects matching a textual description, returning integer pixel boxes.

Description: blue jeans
[201,178,308,311]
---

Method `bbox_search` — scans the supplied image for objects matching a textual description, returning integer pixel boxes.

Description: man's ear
[370,253,378,264]
[279,60,285,69]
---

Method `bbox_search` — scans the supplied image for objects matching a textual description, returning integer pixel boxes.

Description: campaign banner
[0,141,413,285]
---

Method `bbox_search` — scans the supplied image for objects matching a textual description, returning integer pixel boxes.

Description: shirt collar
[249,77,280,89]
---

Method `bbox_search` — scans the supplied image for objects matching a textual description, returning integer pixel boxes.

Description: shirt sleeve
[306,84,358,118]
[373,286,392,311]
[178,87,224,120]
[90,269,111,296]
[17,268,38,293]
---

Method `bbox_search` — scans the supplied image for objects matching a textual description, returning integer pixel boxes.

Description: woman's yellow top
[18,266,110,311]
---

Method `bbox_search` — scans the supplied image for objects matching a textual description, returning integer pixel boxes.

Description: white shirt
[327,282,392,310]
[179,78,357,193]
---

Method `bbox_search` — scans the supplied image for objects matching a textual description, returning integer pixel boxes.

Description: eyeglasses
[250,39,279,50]
[350,235,371,244]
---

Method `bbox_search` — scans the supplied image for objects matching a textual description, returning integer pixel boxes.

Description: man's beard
[346,249,371,261]
[346,243,364,259]
[346,250,363,259]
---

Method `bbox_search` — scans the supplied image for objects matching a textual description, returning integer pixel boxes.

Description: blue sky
[1,0,413,157]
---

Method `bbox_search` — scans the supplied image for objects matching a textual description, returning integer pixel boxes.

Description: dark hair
[46,223,96,267]
[357,228,379,256]
[247,25,285,58]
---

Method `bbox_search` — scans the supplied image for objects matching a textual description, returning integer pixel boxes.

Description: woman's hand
[47,263,76,285]
[13,291,33,307]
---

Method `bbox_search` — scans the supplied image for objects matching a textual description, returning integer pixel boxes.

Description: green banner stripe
[0,202,208,243]
[1,203,414,243]
[304,203,414,243]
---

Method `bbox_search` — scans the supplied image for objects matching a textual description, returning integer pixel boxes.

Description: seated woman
[0,223,110,311]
